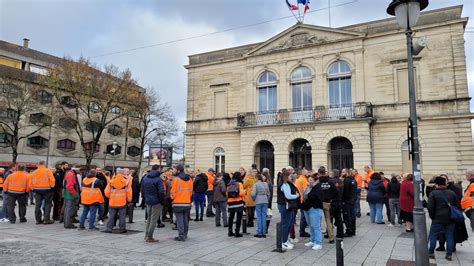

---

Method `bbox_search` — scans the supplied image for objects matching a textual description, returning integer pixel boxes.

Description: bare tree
[0,76,49,163]
[135,88,178,174]
[40,57,143,170]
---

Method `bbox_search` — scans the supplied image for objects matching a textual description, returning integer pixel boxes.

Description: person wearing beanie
[427,176,459,261]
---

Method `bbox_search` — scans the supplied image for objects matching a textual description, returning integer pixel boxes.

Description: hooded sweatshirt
[367,179,386,204]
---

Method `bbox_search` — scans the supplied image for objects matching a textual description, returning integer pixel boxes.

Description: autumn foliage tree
[41,57,144,170]
[0,74,48,163]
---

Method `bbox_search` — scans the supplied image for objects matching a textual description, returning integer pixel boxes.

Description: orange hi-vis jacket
[364,170,374,188]
[0,176,3,189]
[170,175,193,208]
[354,173,364,189]
[461,180,474,211]
[30,165,55,192]
[4,170,31,194]
[105,174,131,208]
[207,172,215,191]
[296,175,308,203]
[81,177,104,205]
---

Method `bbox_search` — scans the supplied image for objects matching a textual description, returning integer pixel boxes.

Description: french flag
[286,0,299,10]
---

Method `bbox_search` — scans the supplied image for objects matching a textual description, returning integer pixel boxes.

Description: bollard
[242,213,248,234]
[336,237,344,266]
[272,222,286,253]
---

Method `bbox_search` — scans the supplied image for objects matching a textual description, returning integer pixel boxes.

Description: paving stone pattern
[0,200,472,265]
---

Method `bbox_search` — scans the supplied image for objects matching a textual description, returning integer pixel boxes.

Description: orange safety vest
[105,175,131,207]
[81,177,104,205]
[461,181,474,211]
[3,171,30,194]
[170,176,193,207]
[364,170,374,188]
[207,172,215,191]
[30,165,55,191]
[227,182,245,204]
[354,173,363,189]
[0,176,3,189]
[296,175,308,203]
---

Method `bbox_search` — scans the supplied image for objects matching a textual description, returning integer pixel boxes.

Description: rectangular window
[258,86,276,113]
[214,91,227,118]
[397,68,417,103]
[29,64,48,75]
[292,83,312,111]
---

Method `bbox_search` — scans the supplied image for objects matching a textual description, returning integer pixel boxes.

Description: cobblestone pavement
[0,200,472,265]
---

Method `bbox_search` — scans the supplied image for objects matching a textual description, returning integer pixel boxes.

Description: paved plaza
[0,200,472,265]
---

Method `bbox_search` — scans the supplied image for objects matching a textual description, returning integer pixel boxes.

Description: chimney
[23,38,29,49]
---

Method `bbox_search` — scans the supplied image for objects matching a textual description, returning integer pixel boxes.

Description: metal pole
[272,222,285,253]
[159,137,163,169]
[406,30,429,266]
[113,150,116,175]
[45,124,53,168]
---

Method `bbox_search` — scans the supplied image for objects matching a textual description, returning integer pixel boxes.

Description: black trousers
[342,202,354,235]
[34,191,54,222]
[52,190,63,220]
[331,202,344,238]
[228,208,243,234]
[246,206,255,226]
[384,198,391,222]
[7,193,27,222]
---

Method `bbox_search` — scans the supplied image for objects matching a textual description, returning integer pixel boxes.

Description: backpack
[227,180,240,198]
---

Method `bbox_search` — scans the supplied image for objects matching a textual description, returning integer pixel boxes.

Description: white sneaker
[0,218,9,223]
[312,244,322,250]
[282,242,293,250]
[387,223,394,227]
[144,220,147,224]
[98,220,104,226]
[290,238,299,244]
[285,241,294,248]
[305,242,315,247]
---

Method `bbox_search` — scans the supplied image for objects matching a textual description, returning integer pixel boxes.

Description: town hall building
[184,5,473,178]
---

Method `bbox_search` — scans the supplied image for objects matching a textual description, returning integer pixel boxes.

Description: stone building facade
[0,39,143,170]
[185,5,473,178]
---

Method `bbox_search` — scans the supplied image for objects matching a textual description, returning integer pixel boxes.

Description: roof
[0,40,65,66]
[187,5,466,66]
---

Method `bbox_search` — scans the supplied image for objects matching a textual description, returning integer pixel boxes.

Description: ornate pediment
[245,24,364,57]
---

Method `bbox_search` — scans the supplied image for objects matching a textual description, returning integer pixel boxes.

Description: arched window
[328,61,352,107]
[291,66,312,111]
[257,71,277,113]
[214,147,225,173]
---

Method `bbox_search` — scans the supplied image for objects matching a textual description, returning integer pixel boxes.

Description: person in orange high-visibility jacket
[364,166,374,189]
[79,171,104,230]
[295,168,310,237]
[0,168,5,195]
[206,168,216,217]
[171,164,193,241]
[104,169,132,233]
[352,169,363,217]
[3,164,30,223]
[227,172,246,237]
[30,161,55,224]
[462,169,474,232]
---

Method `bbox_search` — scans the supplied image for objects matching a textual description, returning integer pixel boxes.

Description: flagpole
[297,4,302,22]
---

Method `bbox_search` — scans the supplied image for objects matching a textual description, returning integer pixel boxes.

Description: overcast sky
[0,0,472,133]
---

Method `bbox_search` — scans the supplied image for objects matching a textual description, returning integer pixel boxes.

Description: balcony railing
[237,103,373,127]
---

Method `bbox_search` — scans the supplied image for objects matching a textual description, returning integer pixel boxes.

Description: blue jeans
[299,208,308,235]
[79,204,98,229]
[278,204,295,243]
[305,208,323,245]
[194,201,205,219]
[255,203,268,235]
[429,223,455,256]
[369,203,383,223]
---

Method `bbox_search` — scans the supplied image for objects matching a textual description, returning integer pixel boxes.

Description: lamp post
[387,1,429,265]
[45,123,56,168]
[157,132,167,169]
[112,141,118,175]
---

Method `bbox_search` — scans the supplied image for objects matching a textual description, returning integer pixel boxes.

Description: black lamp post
[387,1,429,265]
[112,141,118,175]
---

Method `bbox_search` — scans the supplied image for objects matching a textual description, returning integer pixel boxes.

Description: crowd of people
[0,161,473,261]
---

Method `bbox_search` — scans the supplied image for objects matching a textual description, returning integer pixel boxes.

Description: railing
[237,103,373,127]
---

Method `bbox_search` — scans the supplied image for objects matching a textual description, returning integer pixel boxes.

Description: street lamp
[157,131,166,169]
[387,1,429,265]
[112,141,118,175]
[45,123,56,168]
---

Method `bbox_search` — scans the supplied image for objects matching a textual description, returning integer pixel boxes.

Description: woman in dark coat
[367,172,386,224]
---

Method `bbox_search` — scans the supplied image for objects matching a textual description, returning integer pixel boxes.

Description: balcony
[237,103,373,127]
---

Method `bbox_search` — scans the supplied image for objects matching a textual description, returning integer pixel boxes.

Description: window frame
[27,136,48,149]
[57,139,76,151]
[290,66,313,111]
[257,71,278,113]
[327,61,352,108]
[214,147,225,173]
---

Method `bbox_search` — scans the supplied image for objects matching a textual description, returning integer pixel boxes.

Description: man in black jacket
[341,169,356,237]
[319,167,338,243]
[53,162,68,221]
[427,176,459,261]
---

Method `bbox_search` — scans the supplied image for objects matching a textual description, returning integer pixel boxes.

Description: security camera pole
[387,1,429,265]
